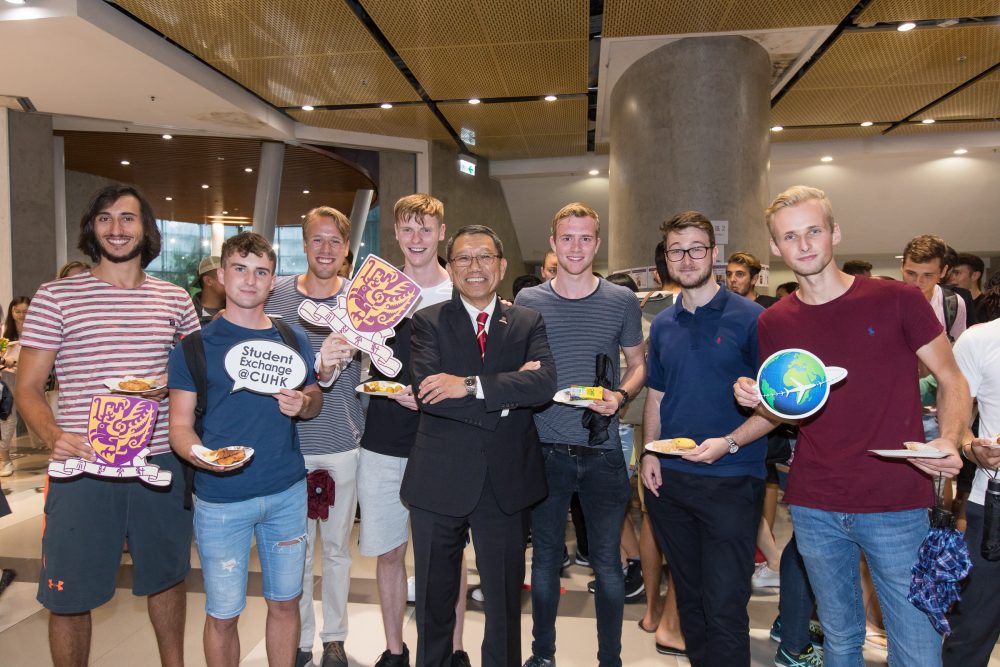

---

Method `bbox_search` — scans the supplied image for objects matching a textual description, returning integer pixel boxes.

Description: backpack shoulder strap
[269,316,303,356]
[179,331,206,510]
[940,286,958,342]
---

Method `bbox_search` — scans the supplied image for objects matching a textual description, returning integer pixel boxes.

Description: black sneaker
[574,552,590,567]
[375,644,410,667]
[623,559,645,602]
[0,569,15,598]
[451,650,472,667]
[561,545,571,569]
[295,649,313,667]
[321,641,348,667]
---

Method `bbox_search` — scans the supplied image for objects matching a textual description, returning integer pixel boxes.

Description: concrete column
[378,151,416,268]
[252,141,284,242]
[347,188,375,259]
[210,222,225,255]
[609,36,771,272]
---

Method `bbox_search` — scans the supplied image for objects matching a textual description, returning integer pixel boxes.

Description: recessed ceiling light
[162,134,172,140]
[4,1,28,5]
[301,215,306,219]
[544,95,557,102]
[380,103,393,109]
[588,169,600,176]
[860,121,873,127]
[301,105,315,111]
[120,160,130,166]
[303,189,310,194]
[922,118,935,124]
[201,184,210,189]
[894,255,904,259]
[820,156,834,162]
[953,148,968,155]
[770,126,783,132]
[222,210,229,215]
[165,196,173,201]
[244,167,253,173]
[468,98,481,105]
[898,22,917,32]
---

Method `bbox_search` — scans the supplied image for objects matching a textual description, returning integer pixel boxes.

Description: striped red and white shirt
[20,272,199,455]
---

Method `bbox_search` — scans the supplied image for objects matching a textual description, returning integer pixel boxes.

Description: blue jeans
[529,445,630,667]
[778,533,816,655]
[790,505,941,667]
[195,478,307,619]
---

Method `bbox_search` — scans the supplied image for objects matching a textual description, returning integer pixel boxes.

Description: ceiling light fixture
[303,189,310,194]
[921,118,935,124]
[120,160,130,165]
[953,148,968,155]
[770,126,783,132]
[201,184,209,189]
[544,95,557,102]
[165,196,173,201]
[162,134,172,140]
[4,1,28,5]
[897,22,916,32]
[222,210,229,215]
[820,156,834,162]
[860,121,873,127]
[380,103,393,109]
[301,105,315,111]
[468,98,481,105]
[588,169,600,176]
[244,167,253,173]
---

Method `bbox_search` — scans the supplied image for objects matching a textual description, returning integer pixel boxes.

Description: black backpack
[179,316,302,508]
[940,286,959,342]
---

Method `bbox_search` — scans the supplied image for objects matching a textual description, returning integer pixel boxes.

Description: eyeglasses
[665,245,712,262]
[450,254,500,268]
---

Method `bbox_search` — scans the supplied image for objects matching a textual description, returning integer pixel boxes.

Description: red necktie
[476,311,488,359]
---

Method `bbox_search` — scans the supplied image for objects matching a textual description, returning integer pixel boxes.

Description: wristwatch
[464,376,477,397]
[724,434,739,455]
[616,388,630,409]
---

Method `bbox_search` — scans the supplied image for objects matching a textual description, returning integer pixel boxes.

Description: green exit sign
[458,158,476,176]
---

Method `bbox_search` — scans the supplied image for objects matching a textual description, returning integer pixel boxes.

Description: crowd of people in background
[0,181,998,667]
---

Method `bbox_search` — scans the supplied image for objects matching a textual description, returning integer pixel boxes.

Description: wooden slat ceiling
[109,0,1000,161]
[58,131,375,226]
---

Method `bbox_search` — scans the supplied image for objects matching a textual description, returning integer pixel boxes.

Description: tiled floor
[1,442,997,666]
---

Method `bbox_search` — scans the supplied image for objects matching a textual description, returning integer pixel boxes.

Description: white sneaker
[407,576,416,603]
[0,461,13,477]
[752,562,780,588]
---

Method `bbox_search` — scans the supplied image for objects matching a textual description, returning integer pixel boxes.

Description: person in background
[726,251,777,308]
[512,274,543,300]
[947,252,985,324]
[775,282,798,299]
[56,261,90,279]
[191,256,224,324]
[0,297,30,477]
[842,260,872,277]
[541,250,558,282]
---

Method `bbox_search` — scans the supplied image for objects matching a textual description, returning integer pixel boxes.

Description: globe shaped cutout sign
[756,348,847,420]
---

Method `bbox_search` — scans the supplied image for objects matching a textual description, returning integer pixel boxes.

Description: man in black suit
[402,225,557,667]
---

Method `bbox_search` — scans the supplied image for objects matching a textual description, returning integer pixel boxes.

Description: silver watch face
[464,377,476,387]
[727,439,739,454]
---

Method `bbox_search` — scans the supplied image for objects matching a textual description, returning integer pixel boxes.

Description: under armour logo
[48,579,64,591]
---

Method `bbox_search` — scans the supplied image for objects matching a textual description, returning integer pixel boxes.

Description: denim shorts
[194,478,307,619]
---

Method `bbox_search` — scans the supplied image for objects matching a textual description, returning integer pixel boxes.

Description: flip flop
[655,643,686,656]
[638,619,655,633]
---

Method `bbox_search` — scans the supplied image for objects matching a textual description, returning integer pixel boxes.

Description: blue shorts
[194,478,307,619]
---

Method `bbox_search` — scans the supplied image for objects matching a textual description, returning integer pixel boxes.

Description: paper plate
[553,388,594,407]
[356,381,406,397]
[192,444,254,469]
[103,376,165,394]
[869,449,947,459]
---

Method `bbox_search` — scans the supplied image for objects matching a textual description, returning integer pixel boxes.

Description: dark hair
[606,272,639,292]
[842,260,873,275]
[980,285,1000,322]
[660,210,715,247]
[954,252,985,287]
[943,245,959,272]
[446,225,504,260]
[77,185,161,268]
[776,281,799,295]
[4,296,30,341]
[902,234,947,266]
[727,251,762,278]
[512,274,542,298]
[653,241,669,287]
[221,231,276,270]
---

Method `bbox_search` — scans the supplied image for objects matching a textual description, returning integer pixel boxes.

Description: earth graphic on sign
[757,349,845,419]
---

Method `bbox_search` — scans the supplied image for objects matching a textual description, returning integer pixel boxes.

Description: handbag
[0,379,13,421]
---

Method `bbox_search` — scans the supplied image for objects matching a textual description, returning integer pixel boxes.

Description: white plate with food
[356,380,407,397]
[644,438,698,457]
[553,386,604,407]
[103,376,165,394]
[192,445,254,468]
[870,442,947,459]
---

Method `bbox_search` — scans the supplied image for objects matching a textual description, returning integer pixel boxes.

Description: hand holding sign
[299,255,421,377]
[224,340,308,394]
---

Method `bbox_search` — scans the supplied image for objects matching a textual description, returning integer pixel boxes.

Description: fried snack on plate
[645,437,698,454]
[206,447,246,465]
[364,381,403,394]
[119,379,152,391]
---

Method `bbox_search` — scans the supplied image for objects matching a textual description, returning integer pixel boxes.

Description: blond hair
[302,206,351,240]
[765,186,834,236]
[394,194,444,226]
[551,202,600,237]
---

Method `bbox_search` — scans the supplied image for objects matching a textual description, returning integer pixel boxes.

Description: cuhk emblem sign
[298,254,421,376]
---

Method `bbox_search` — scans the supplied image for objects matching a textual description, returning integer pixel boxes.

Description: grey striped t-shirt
[266,275,363,455]
[515,279,643,448]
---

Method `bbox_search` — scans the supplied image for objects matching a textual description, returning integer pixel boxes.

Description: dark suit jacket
[400,292,557,517]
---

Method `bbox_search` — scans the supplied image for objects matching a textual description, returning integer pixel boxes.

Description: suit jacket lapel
[445,292,483,370]
[482,297,509,374]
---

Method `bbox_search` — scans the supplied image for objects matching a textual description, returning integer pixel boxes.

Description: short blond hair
[394,193,443,226]
[551,202,600,237]
[303,206,351,240]
[765,186,834,237]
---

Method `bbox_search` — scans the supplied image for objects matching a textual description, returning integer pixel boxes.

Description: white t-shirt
[952,318,1000,505]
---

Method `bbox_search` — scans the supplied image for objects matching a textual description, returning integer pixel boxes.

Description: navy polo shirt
[646,286,767,478]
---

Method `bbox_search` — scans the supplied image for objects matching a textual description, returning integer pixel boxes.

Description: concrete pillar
[0,109,56,301]
[609,36,771,273]
[347,188,375,259]
[252,141,284,242]
[378,151,417,268]
[210,222,225,255]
